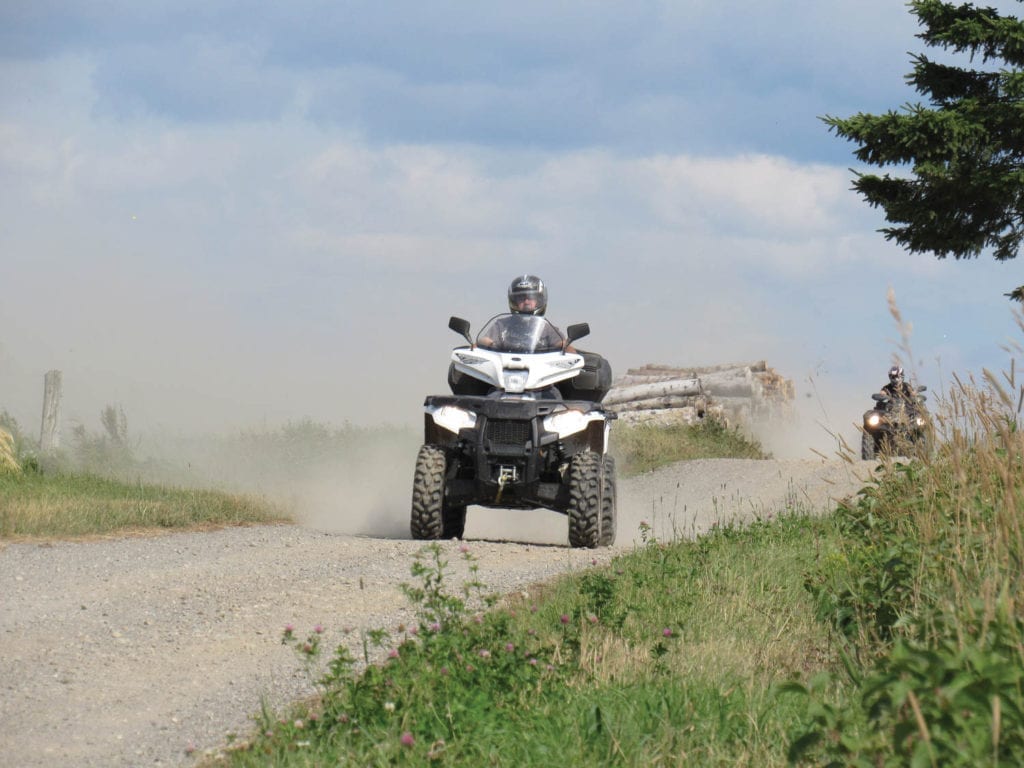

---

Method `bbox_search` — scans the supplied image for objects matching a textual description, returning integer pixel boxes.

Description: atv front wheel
[599,455,617,546]
[568,451,615,548]
[410,445,446,540]
[860,431,876,461]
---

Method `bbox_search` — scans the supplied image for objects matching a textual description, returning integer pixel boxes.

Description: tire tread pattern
[568,451,615,548]
[410,445,445,540]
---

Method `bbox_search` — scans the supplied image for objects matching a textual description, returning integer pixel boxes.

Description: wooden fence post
[40,370,62,452]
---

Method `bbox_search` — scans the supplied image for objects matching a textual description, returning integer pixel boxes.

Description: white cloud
[4,9,1019,438]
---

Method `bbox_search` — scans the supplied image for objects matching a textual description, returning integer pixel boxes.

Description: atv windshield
[475,314,565,354]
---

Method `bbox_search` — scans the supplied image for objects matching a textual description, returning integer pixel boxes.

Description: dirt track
[0,457,874,767]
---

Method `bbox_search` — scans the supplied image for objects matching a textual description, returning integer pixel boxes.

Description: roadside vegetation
[611,417,768,475]
[0,410,322,538]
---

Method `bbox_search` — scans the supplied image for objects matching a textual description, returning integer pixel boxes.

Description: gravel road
[0,457,874,767]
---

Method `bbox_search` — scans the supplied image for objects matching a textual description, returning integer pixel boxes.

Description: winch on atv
[410,313,616,548]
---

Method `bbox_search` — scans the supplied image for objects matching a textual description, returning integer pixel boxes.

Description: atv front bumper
[422,394,610,512]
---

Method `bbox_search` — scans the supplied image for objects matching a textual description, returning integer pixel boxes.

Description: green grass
[0,471,289,538]
[206,514,844,767]
[611,419,768,476]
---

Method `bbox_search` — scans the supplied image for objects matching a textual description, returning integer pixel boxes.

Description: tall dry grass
[793,309,1024,765]
[0,426,20,475]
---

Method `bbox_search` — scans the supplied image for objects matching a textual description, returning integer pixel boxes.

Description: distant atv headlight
[915,416,925,427]
[543,409,590,438]
[866,413,882,428]
[431,405,477,433]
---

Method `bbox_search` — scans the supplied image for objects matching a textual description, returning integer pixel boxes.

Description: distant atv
[861,386,929,460]
[410,313,616,548]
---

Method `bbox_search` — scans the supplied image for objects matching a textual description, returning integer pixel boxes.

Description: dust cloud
[132,426,423,538]
[747,371,877,462]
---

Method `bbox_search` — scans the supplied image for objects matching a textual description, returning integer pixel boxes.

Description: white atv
[410,313,616,548]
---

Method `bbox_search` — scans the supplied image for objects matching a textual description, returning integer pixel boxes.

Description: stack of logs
[604,362,795,429]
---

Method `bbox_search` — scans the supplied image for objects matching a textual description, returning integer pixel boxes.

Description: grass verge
[611,418,768,476]
[0,472,289,539]
[204,512,844,767]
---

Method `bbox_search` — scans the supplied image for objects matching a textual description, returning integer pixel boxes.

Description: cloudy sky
[2,0,1022,452]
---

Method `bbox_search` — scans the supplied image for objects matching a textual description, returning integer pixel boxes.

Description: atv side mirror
[917,385,928,393]
[566,323,590,344]
[449,316,472,344]
[872,393,888,403]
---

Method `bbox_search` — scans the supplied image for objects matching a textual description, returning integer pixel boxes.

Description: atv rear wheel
[411,445,446,540]
[860,431,876,461]
[568,451,615,548]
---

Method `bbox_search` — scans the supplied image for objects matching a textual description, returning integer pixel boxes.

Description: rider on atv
[880,365,917,403]
[479,275,575,352]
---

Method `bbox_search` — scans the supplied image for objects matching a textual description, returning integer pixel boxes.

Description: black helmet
[508,274,547,316]
[888,365,904,383]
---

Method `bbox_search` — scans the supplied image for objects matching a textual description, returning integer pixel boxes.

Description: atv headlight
[915,416,925,427]
[505,371,528,393]
[866,413,881,428]
[455,352,488,365]
[543,409,590,438]
[431,405,477,433]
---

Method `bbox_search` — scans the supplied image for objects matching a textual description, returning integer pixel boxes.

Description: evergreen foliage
[823,0,1024,300]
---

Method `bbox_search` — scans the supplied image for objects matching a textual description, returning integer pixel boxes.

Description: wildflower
[401,731,415,747]
[409,625,419,636]
[466,664,475,673]
[284,623,294,634]
[294,719,304,729]
[313,624,323,634]
[504,642,515,653]
[384,702,396,713]
[478,649,491,659]
[388,648,400,659]
[560,614,570,625]
[546,664,555,672]
[337,714,350,724]
[429,622,441,633]
[662,628,672,638]
[264,730,274,737]
[587,614,598,624]
[529,658,538,666]
[459,544,470,554]
[591,558,597,566]
[184,742,196,755]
